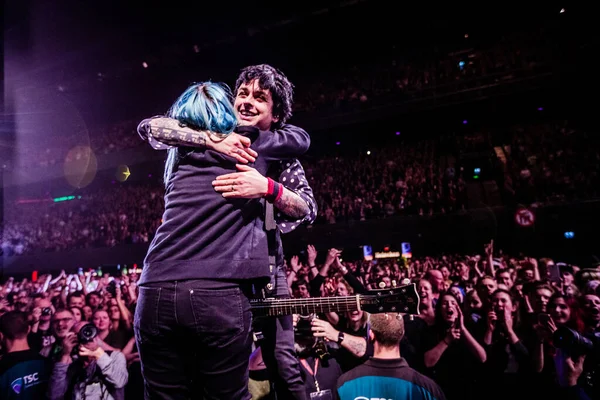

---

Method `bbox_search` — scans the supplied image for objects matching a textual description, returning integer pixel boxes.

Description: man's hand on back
[212,164,268,199]
[208,133,258,164]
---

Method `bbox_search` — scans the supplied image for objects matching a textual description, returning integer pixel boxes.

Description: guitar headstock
[359,283,420,315]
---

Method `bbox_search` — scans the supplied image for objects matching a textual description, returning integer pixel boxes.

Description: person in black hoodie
[139,64,317,400]
[135,79,311,399]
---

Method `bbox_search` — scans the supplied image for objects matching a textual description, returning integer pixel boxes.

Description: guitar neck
[251,295,362,317]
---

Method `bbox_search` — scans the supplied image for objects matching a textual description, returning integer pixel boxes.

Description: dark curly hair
[235,64,294,128]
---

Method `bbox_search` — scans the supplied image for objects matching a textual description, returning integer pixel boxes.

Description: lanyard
[300,358,320,392]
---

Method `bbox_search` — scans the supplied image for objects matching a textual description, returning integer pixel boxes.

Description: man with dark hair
[337,313,446,400]
[85,291,102,311]
[214,64,316,400]
[66,291,85,309]
[292,279,311,299]
[0,311,52,399]
[136,65,314,399]
[140,64,316,400]
[234,64,294,130]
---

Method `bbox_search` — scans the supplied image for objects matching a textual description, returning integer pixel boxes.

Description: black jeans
[257,267,308,400]
[134,280,253,400]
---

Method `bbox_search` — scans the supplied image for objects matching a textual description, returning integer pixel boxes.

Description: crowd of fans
[293,29,551,114]
[11,28,554,171]
[1,185,163,256]
[0,269,142,399]
[1,242,598,399]
[502,121,600,206]
[274,242,600,399]
[306,138,468,224]
[3,119,600,255]
[15,119,141,170]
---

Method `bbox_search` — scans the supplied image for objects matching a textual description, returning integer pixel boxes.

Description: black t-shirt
[299,355,342,396]
[334,324,373,372]
[401,316,429,372]
[420,324,482,400]
[0,349,52,400]
[27,329,55,353]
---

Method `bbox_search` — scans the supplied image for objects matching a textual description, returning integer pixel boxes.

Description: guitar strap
[265,201,277,295]
[252,200,277,340]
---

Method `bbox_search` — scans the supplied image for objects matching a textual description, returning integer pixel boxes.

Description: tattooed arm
[311,318,367,358]
[138,117,311,164]
[272,159,317,232]
[137,117,209,149]
[340,334,368,358]
[137,117,257,164]
[274,188,310,219]
[214,159,317,224]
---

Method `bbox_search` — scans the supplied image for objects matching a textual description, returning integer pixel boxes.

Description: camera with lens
[554,326,598,358]
[294,315,331,361]
[106,280,118,297]
[78,323,98,344]
[554,326,600,394]
[41,307,53,316]
[70,323,98,361]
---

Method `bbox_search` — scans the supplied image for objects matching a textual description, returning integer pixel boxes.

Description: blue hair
[164,82,238,186]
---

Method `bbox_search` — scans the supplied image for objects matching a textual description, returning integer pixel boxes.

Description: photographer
[311,313,372,373]
[29,298,56,352]
[295,315,343,398]
[47,321,128,400]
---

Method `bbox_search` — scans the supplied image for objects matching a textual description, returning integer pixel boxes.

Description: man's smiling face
[234,79,278,131]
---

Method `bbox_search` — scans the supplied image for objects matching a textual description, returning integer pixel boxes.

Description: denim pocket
[134,286,162,340]
[189,287,249,349]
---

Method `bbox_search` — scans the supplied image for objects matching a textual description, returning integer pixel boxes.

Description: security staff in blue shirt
[0,311,52,400]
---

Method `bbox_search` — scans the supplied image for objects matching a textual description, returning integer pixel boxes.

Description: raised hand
[445,328,461,344]
[455,304,466,331]
[487,311,498,332]
[311,318,339,342]
[290,255,301,273]
[61,332,78,357]
[31,307,42,323]
[325,248,341,267]
[307,245,317,266]
[503,308,515,333]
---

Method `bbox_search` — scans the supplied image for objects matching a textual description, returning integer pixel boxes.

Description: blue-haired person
[140,65,318,400]
[134,80,312,399]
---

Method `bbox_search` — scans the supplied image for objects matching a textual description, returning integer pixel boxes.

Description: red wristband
[267,178,275,197]
[265,178,283,203]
